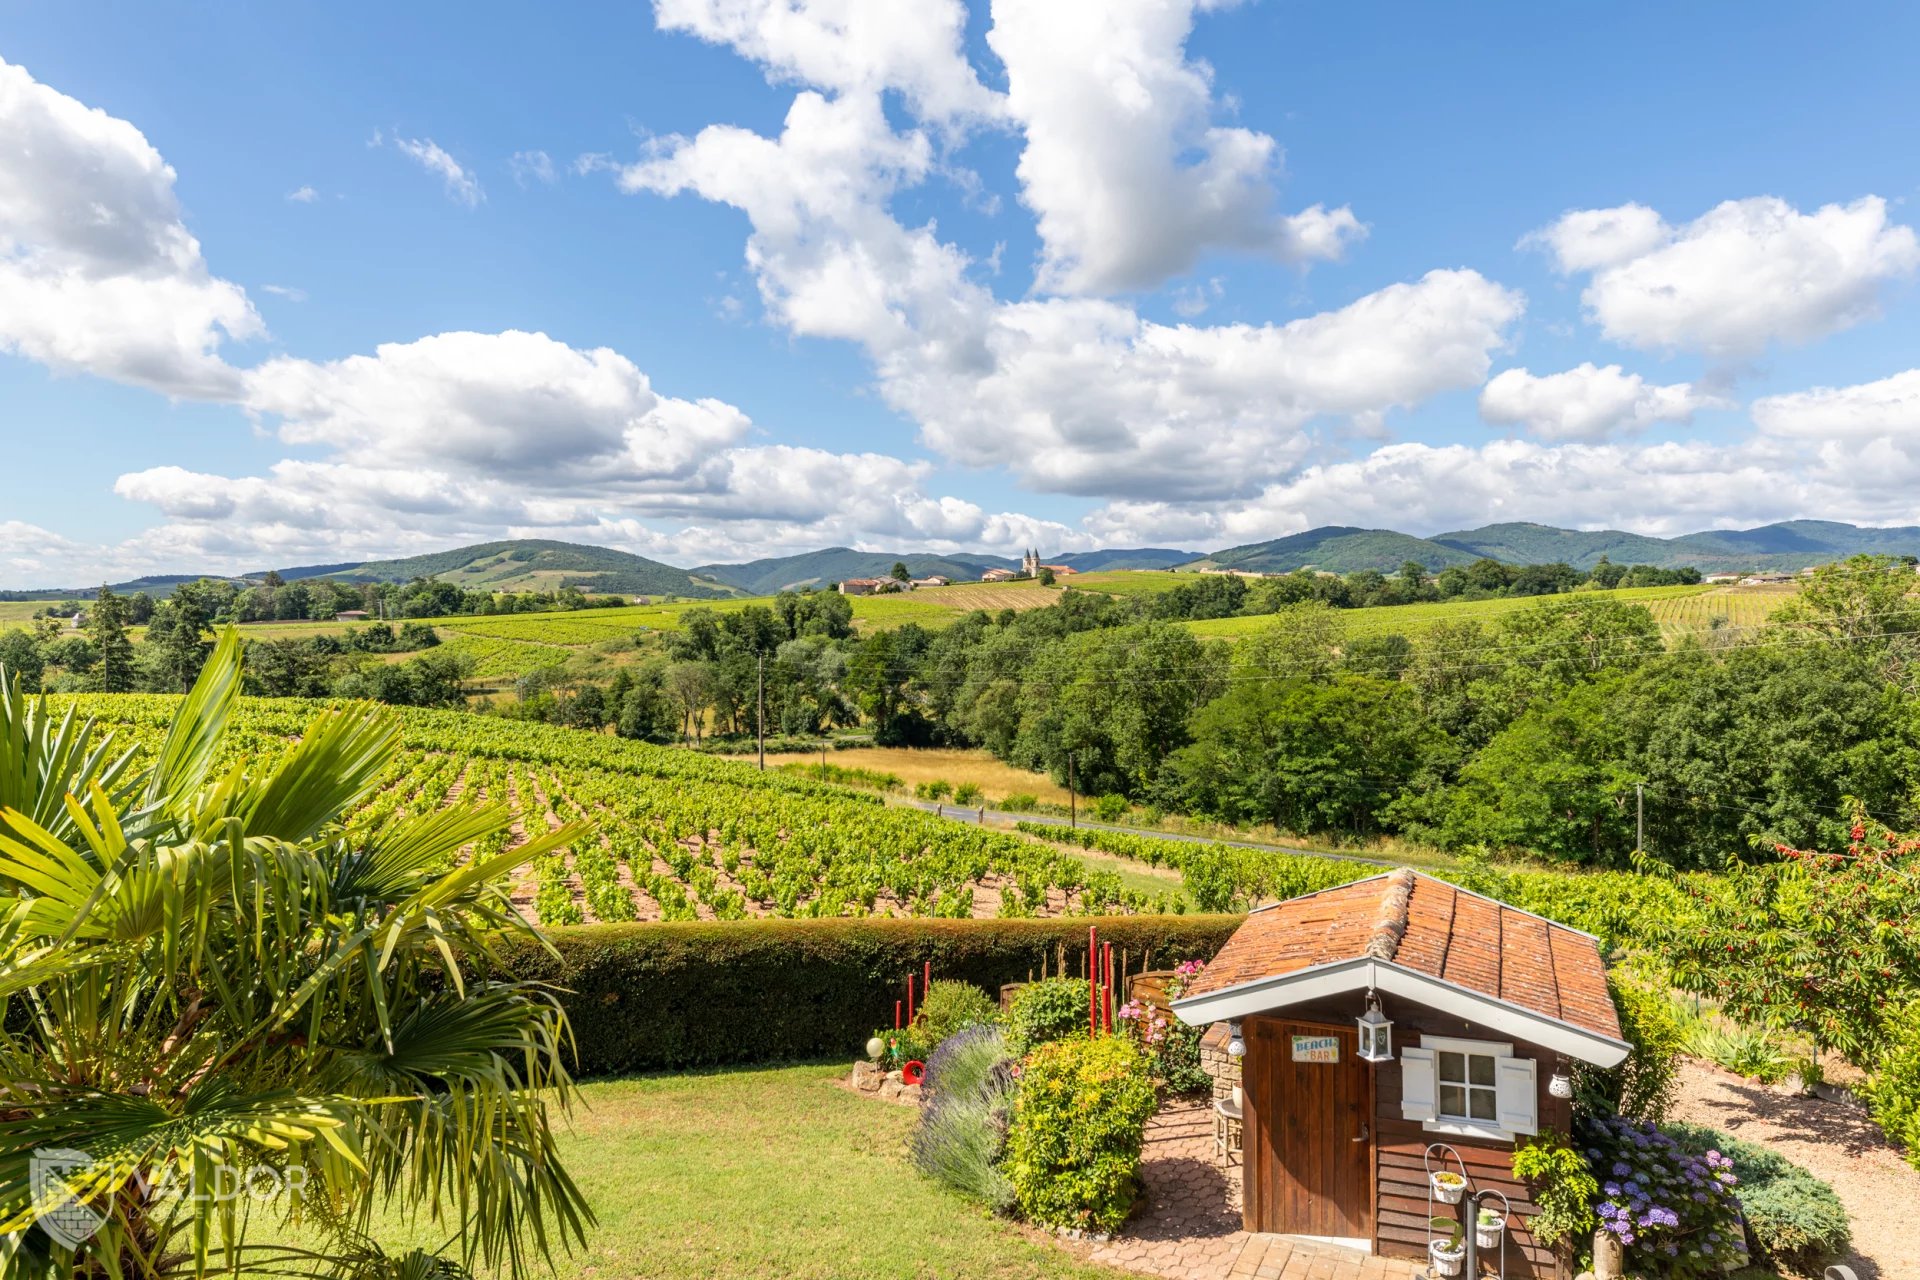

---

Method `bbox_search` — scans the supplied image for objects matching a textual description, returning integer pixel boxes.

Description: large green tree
[86,586,137,693]
[0,633,591,1277]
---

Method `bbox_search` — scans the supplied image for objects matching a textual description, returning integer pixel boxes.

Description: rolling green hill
[1430,523,1684,568]
[296,540,738,598]
[692,547,1010,595]
[1189,527,1480,574]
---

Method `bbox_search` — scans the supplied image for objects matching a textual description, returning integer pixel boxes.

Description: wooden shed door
[1244,1017,1373,1240]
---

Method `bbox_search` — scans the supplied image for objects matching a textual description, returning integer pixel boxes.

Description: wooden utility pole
[1068,752,1077,830]
[1636,783,1644,853]
[757,653,766,771]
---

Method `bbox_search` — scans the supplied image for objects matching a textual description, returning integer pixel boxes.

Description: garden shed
[1171,869,1629,1279]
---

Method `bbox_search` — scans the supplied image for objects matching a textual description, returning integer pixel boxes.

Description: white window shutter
[1497,1057,1538,1135]
[1401,1046,1438,1121]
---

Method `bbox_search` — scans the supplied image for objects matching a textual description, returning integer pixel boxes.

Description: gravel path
[1668,1058,1915,1279]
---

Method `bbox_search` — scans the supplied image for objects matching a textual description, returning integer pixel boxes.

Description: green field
[1184,582,1727,639]
[1062,569,1191,596]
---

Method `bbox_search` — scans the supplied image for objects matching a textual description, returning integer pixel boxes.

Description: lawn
[337,1064,1117,1280]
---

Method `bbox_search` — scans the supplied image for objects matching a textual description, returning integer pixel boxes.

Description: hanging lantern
[1356,990,1393,1062]
[1226,1020,1245,1057]
[1549,1068,1575,1099]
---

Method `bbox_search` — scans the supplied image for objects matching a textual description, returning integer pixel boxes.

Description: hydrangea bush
[1578,1114,1746,1276]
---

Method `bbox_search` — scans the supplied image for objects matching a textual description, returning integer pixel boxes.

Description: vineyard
[56,694,1185,925]
[1185,582,1730,640]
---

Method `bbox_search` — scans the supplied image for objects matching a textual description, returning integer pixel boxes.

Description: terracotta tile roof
[1180,868,1622,1042]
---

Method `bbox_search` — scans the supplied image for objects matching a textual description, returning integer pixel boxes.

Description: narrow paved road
[892,797,1396,868]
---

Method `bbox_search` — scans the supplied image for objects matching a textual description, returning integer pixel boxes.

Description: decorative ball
[865,1036,886,1061]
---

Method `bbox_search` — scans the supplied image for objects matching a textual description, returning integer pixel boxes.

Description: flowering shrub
[1004,1036,1157,1233]
[1577,1114,1746,1276]
[1112,960,1211,1093]
[1667,1123,1850,1273]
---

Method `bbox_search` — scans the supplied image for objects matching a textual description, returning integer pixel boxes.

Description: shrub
[1511,1130,1597,1251]
[1666,1123,1851,1272]
[953,782,985,807]
[1575,960,1686,1122]
[1577,1113,1746,1277]
[501,915,1237,1074]
[917,979,1001,1045]
[1864,1000,1920,1170]
[1004,1036,1157,1233]
[1092,793,1128,822]
[869,1024,931,1070]
[914,779,955,802]
[1684,1017,1788,1083]
[1117,997,1210,1095]
[999,792,1039,812]
[1006,978,1093,1055]
[912,1026,1017,1211]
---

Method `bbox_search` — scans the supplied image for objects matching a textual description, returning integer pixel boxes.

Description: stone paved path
[1087,1100,1423,1280]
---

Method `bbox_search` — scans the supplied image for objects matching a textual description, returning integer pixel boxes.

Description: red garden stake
[1088,925,1099,1037]
[924,960,931,1004]
[906,973,915,1025]
[1104,942,1115,1033]
[895,999,902,1030]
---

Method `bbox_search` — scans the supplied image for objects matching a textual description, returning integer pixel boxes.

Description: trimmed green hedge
[506,914,1241,1075]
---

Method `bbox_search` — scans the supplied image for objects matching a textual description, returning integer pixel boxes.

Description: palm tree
[0,630,593,1277]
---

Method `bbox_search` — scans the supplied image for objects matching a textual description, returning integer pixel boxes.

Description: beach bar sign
[1290,1035,1341,1063]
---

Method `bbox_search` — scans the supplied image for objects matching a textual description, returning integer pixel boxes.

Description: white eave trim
[1169,957,1630,1068]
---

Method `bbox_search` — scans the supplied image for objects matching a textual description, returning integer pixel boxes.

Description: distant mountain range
[1199,520,1920,574]
[689,546,1200,594]
[12,522,1920,599]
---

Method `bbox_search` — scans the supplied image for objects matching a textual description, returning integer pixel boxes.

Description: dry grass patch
[762,746,1073,805]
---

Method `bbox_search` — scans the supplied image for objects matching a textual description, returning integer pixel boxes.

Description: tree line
[518,557,1913,871]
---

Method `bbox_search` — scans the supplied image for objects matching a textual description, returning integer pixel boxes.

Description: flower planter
[1429,1171,1467,1203]
[1474,1214,1504,1250]
[1428,1240,1465,1276]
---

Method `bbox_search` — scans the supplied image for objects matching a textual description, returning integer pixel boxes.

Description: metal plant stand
[1417,1143,1508,1280]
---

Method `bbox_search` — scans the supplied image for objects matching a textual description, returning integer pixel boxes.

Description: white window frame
[1421,1035,1516,1141]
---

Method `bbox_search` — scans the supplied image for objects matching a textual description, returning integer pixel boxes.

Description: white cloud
[626,89,1516,500]
[1752,367,1920,445]
[242,329,749,482]
[652,0,1000,122]
[381,133,484,206]
[987,0,1363,294]
[1479,362,1728,442]
[1527,196,1919,357]
[510,149,556,186]
[286,184,318,203]
[0,55,261,398]
[260,283,308,302]
[1086,431,1920,549]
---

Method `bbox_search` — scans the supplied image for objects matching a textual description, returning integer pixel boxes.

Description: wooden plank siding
[1234,993,1573,1280]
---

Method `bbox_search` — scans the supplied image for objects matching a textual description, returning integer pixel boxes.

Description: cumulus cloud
[286,184,318,203]
[1479,362,1729,442]
[0,55,261,398]
[242,329,752,482]
[1085,430,1920,550]
[1752,366,1920,439]
[379,132,484,206]
[988,0,1363,293]
[626,87,1515,500]
[652,0,1000,122]
[1526,196,1919,357]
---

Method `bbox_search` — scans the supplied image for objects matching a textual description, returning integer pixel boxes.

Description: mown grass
[315,1065,1119,1280]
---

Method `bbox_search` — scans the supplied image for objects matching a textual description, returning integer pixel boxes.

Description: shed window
[1437,1047,1499,1123]
[1404,1036,1536,1140]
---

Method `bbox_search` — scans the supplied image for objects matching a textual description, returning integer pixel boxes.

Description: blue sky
[2,0,1919,586]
